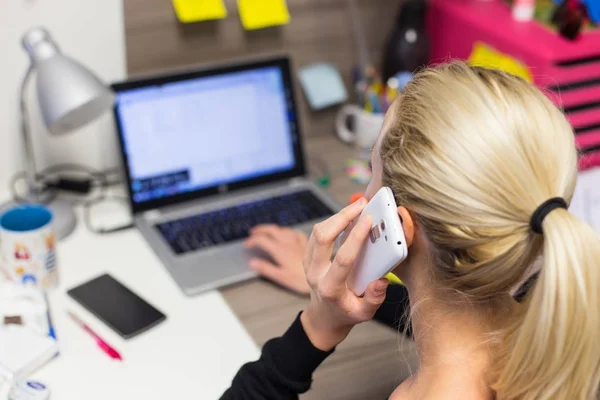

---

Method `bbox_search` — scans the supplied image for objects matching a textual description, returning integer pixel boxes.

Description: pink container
[427,0,600,170]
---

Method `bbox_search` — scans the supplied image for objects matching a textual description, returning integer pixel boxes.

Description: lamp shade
[22,27,114,135]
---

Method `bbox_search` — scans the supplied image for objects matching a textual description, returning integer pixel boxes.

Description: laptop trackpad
[244,247,278,266]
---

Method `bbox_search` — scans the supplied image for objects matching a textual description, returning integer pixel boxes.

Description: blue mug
[0,205,58,289]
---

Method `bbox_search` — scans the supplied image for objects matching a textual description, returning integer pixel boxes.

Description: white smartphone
[345,187,408,296]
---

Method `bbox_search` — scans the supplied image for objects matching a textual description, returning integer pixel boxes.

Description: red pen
[67,311,123,361]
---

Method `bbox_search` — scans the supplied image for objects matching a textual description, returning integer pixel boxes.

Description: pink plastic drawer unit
[426,0,600,170]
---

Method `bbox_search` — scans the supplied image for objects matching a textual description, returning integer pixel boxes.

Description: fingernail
[358,197,367,205]
[374,280,389,296]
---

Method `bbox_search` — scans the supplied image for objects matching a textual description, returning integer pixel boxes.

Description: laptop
[111,57,340,295]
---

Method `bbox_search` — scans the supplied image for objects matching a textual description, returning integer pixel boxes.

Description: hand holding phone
[346,187,408,296]
[301,198,391,351]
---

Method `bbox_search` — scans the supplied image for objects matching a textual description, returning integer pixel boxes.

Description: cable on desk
[11,170,59,204]
[82,167,133,234]
[8,163,132,235]
[10,163,122,201]
[82,193,134,235]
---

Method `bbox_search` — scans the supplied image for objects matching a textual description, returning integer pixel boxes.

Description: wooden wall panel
[123,0,400,137]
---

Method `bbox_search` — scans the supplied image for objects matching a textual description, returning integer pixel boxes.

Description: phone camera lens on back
[370,226,381,243]
[380,220,386,231]
[397,241,402,245]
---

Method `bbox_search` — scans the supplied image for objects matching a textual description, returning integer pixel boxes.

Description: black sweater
[220,284,411,399]
[221,274,538,399]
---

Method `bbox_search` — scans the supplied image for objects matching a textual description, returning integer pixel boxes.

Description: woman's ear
[397,206,414,248]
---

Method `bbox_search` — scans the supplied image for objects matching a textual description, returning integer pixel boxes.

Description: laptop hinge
[289,177,306,185]
[143,210,162,222]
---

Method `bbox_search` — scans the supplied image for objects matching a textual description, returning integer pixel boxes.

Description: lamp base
[0,197,77,240]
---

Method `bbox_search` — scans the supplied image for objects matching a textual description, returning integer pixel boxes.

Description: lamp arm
[19,64,39,202]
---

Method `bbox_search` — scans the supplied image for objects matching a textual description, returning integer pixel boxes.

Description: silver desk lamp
[13,27,114,240]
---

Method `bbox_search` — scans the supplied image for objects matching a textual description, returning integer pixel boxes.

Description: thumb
[362,278,389,312]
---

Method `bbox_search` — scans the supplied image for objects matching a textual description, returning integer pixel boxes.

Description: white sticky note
[299,63,348,110]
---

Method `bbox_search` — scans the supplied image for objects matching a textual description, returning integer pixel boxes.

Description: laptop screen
[112,58,304,212]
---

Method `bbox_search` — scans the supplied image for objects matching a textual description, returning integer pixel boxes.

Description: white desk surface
[31,209,259,399]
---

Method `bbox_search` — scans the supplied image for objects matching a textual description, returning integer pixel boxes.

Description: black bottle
[382,0,430,82]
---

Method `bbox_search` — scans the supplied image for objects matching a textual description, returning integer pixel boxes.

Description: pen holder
[336,105,385,159]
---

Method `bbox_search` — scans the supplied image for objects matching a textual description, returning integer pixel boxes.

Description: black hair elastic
[530,197,568,234]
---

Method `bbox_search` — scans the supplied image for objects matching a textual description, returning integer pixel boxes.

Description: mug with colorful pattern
[0,205,58,290]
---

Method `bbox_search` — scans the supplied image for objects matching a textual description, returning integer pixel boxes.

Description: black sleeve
[220,312,334,400]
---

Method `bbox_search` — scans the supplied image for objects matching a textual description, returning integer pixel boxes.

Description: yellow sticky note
[237,0,290,30]
[468,42,533,83]
[172,0,228,23]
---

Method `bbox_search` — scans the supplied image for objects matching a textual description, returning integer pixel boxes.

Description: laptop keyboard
[155,190,334,255]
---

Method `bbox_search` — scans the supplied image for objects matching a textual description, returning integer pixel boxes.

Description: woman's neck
[394,251,506,398]
[408,278,492,369]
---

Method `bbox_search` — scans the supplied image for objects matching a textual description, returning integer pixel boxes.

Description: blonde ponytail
[379,61,600,399]
[494,210,600,399]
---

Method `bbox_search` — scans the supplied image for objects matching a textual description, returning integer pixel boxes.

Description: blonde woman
[222,62,600,400]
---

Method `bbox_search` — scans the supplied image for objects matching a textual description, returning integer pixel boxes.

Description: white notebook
[0,325,58,382]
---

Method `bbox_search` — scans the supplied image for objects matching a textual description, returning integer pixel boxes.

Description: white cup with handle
[336,105,385,158]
